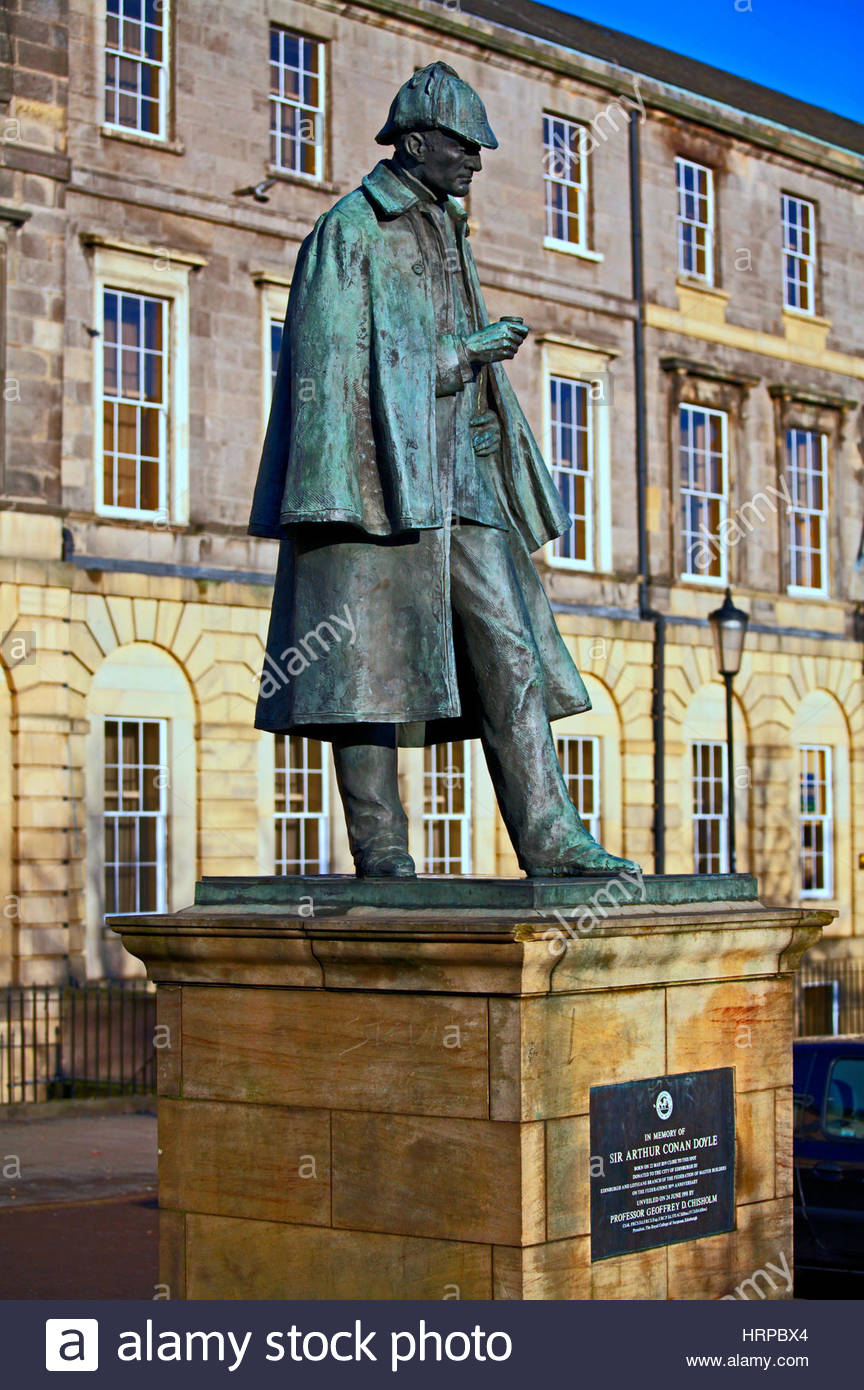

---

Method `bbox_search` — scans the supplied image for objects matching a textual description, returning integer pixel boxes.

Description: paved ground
[0,1111,157,1209]
[0,1110,158,1299]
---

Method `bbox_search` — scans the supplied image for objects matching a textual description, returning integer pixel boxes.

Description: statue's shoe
[525,840,641,878]
[355,849,417,878]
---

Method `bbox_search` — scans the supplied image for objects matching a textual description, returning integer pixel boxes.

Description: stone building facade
[0,0,862,988]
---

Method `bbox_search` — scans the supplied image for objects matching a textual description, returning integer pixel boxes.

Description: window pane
[781,195,816,312]
[269,27,324,178]
[423,741,471,873]
[543,114,587,248]
[274,735,329,873]
[799,745,833,896]
[556,736,601,844]
[270,319,283,394]
[824,1059,864,1139]
[105,0,166,137]
[786,430,827,593]
[550,376,593,565]
[692,741,728,873]
[680,405,727,580]
[100,291,166,515]
[103,718,168,919]
[676,158,714,284]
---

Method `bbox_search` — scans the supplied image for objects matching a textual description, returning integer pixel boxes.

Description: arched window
[86,643,196,978]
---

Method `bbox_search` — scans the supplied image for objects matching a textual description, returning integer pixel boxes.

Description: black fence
[1,965,857,1102]
[0,981,156,1104]
[795,959,864,1037]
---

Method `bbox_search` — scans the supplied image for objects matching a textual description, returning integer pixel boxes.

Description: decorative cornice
[660,355,761,389]
[768,382,859,411]
[0,204,31,227]
[79,232,208,268]
[250,267,293,289]
[537,333,621,360]
[109,897,828,993]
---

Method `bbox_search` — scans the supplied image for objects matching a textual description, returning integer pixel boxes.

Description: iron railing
[795,960,864,1037]
[0,981,156,1104]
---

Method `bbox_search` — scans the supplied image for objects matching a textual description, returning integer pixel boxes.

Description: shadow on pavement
[0,1194,159,1299]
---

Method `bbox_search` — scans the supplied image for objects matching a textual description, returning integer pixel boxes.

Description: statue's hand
[470,411,501,457]
[464,317,530,364]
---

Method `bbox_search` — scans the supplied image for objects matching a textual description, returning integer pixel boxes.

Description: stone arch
[85,642,197,979]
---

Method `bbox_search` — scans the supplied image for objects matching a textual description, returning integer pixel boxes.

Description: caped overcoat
[248,160,590,743]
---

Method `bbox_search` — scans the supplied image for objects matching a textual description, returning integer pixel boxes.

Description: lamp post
[708,588,749,874]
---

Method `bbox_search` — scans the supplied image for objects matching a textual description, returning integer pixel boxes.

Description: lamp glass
[709,590,749,677]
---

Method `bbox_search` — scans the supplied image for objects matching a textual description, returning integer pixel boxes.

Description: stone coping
[110,899,830,995]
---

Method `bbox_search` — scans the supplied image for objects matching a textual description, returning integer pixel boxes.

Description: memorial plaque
[590,1067,735,1261]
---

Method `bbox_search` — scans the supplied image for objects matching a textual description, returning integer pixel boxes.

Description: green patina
[194,873,758,911]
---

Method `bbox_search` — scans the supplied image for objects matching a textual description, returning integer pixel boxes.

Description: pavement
[0,1108,158,1299]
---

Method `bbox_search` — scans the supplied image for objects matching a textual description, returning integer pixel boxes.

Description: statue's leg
[449,524,638,876]
[331,730,415,878]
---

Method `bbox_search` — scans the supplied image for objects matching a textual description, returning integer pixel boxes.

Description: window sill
[546,555,595,572]
[787,585,830,600]
[94,505,172,525]
[679,573,728,587]
[543,236,604,263]
[266,164,341,196]
[676,276,726,297]
[101,124,185,156]
[782,305,825,323]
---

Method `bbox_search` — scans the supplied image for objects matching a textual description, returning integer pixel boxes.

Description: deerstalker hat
[375,61,498,149]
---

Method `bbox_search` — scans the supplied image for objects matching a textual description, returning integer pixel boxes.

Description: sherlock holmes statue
[249,63,638,880]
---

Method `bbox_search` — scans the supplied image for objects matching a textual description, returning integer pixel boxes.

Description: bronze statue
[249,62,638,880]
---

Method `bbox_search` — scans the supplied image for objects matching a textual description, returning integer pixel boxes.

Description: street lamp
[708,588,749,874]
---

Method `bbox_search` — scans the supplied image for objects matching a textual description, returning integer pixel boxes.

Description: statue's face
[408,129,482,197]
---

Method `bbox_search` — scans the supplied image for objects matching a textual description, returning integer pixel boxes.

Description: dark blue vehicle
[793,1036,864,1274]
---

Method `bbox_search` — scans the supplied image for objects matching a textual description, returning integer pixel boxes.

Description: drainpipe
[629,108,666,876]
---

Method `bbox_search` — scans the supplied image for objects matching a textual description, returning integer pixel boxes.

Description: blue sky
[544,1,863,122]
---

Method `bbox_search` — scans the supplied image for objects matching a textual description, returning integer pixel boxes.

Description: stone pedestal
[112,874,827,1300]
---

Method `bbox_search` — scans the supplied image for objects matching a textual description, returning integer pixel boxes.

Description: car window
[823,1058,864,1140]
[793,1050,817,1133]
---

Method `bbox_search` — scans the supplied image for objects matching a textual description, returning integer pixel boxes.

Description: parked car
[793,1036,864,1275]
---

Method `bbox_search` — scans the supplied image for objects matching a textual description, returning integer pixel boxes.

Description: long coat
[248,160,590,744]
